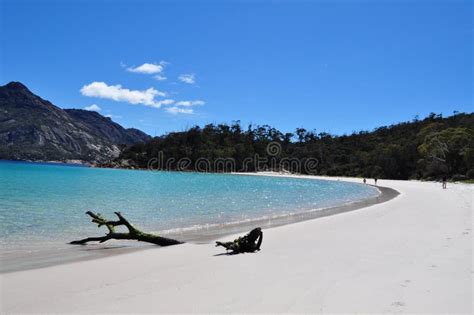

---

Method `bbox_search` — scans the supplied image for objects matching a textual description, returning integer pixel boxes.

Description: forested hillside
[115,113,474,180]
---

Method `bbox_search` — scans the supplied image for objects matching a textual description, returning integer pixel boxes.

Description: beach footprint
[391,301,405,307]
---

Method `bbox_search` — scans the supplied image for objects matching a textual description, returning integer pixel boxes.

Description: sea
[0,160,379,272]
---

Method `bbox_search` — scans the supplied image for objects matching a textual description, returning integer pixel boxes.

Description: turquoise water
[0,160,378,253]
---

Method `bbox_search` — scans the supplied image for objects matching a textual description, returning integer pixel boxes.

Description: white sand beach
[1,176,472,313]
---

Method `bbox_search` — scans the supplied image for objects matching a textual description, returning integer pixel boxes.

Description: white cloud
[165,106,194,115]
[80,82,170,107]
[84,104,101,112]
[154,74,167,81]
[175,100,205,107]
[127,62,165,74]
[154,99,175,107]
[178,73,196,84]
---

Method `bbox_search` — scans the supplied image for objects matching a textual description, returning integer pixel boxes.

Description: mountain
[0,81,150,163]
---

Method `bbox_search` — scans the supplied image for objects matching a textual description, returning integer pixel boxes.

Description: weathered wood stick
[70,211,183,246]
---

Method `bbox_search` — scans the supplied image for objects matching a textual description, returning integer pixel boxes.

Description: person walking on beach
[363,178,366,184]
[442,176,447,189]
[374,177,378,185]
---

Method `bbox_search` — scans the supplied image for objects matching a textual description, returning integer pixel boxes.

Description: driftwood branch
[216,228,263,254]
[70,211,183,246]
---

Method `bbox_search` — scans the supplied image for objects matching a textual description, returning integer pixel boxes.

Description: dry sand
[1,176,472,313]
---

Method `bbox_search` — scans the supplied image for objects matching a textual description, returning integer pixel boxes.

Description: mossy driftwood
[215,227,263,254]
[70,211,183,246]
[70,211,264,252]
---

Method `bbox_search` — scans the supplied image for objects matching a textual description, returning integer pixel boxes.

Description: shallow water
[0,160,379,271]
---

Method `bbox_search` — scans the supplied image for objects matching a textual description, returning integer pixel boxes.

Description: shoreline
[1,177,471,313]
[1,174,396,274]
[167,183,398,243]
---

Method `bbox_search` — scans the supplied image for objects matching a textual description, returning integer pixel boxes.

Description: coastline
[0,158,89,167]
[0,173,394,273]
[165,182,398,243]
[1,176,472,313]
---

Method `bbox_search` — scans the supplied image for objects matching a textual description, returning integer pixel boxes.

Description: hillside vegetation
[117,113,474,180]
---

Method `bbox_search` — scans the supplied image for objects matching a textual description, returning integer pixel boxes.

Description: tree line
[113,112,474,181]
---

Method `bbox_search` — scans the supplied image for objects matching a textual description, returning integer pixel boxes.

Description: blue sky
[1,0,472,136]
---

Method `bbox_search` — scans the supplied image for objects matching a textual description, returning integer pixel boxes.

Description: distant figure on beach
[363,178,366,184]
[442,176,447,189]
[374,178,378,185]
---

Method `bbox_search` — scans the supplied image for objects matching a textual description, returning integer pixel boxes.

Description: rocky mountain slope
[0,81,150,163]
